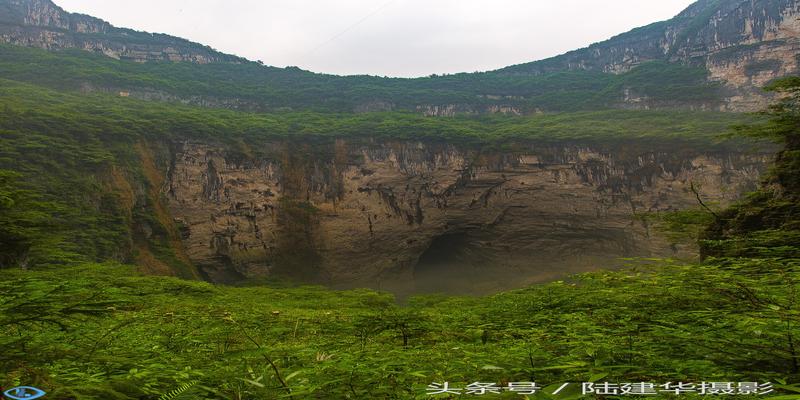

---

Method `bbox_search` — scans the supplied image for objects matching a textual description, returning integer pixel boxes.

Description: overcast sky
[55,0,696,77]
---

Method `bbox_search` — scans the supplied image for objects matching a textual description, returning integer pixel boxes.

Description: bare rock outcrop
[163,139,769,294]
[0,0,243,63]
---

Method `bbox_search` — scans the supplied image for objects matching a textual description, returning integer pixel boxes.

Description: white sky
[54,0,696,77]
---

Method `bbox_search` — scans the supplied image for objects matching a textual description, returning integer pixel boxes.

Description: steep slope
[0,0,789,294]
[167,139,767,294]
[701,77,800,258]
[0,79,771,294]
[499,0,800,110]
[0,0,243,63]
[0,44,725,113]
[0,0,797,112]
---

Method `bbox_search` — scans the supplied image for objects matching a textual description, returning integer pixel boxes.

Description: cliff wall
[500,0,800,111]
[0,0,243,63]
[162,139,769,294]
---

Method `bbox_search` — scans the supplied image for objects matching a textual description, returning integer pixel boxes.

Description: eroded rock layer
[0,0,243,63]
[163,139,768,294]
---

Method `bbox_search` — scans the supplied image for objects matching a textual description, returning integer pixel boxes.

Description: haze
[55,0,696,77]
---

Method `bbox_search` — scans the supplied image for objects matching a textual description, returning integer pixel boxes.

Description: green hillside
[0,77,754,275]
[0,44,723,113]
[2,256,798,399]
[1,74,799,394]
[0,0,797,394]
[1,77,798,399]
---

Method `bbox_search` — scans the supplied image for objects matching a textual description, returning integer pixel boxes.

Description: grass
[1,258,799,399]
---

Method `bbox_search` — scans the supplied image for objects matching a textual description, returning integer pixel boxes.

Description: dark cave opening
[411,232,507,295]
[406,227,644,297]
[414,233,472,273]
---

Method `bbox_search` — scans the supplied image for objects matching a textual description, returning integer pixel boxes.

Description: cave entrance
[412,232,508,295]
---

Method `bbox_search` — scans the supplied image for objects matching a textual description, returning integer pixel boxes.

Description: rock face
[163,139,768,295]
[500,0,800,111]
[0,0,243,63]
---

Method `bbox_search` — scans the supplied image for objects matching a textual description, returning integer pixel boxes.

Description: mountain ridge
[0,0,797,112]
[0,0,244,63]
[499,0,800,110]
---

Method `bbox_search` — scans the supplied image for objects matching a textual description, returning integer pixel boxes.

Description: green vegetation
[1,257,799,399]
[0,49,797,400]
[0,44,722,113]
[637,209,716,250]
[0,170,62,267]
[701,77,800,260]
[0,79,751,146]
[0,77,755,273]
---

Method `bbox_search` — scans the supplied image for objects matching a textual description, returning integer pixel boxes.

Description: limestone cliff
[162,139,769,295]
[500,0,800,111]
[0,0,243,63]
